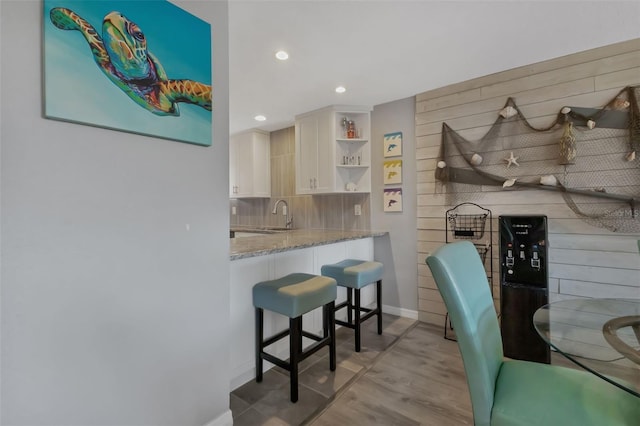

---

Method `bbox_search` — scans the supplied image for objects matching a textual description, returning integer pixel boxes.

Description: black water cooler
[499,215,550,364]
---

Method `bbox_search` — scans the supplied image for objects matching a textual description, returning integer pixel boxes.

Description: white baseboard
[204,409,233,426]
[382,304,418,320]
[230,361,256,391]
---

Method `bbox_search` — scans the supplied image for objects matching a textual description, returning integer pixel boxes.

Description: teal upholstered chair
[426,241,640,426]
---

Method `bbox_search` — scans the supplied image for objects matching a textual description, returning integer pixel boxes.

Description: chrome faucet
[272,199,293,229]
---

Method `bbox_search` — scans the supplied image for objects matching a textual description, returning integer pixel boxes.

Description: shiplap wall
[416,39,640,326]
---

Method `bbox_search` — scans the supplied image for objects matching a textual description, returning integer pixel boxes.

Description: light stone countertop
[230,229,387,260]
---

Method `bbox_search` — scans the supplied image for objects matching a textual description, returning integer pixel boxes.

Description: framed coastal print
[43,0,212,146]
[384,188,403,212]
[383,132,402,157]
[383,159,402,185]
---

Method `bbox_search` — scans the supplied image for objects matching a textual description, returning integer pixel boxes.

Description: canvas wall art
[383,132,402,157]
[43,0,212,146]
[384,188,403,212]
[383,159,402,184]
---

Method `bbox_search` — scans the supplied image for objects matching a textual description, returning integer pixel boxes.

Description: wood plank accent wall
[416,39,640,327]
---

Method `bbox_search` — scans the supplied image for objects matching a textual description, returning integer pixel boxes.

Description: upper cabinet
[295,105,371,194]
[230,130,271,198]
[295,109,333,193]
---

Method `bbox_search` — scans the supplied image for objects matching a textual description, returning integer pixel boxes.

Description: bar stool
[321,259,383,352]
[253,273,337,403]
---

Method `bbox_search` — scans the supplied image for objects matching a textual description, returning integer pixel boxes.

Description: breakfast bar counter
[230,229,387,260]
[229,228,387,389]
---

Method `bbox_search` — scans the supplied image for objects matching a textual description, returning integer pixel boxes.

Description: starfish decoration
[504,151,519,168]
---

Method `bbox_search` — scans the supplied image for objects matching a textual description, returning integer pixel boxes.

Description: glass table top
[533,298,640,397]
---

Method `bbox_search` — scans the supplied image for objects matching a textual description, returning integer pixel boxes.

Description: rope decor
[436,86,640,233]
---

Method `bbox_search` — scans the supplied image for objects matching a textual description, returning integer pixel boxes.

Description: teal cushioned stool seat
[253,273,337,318]
[321,259,383,352]
[253,273,337,403]
[426,241,640,426]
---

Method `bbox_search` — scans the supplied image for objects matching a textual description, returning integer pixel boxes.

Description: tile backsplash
[230,126,371,230]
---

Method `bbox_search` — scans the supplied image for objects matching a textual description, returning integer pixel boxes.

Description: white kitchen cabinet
[294,110,333,193]
[295,105,371,194]
[229,130,270,198]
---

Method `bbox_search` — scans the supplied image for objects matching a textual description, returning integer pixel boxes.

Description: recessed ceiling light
[275,50,289,60]
[254,115,266,122]
[335,86,346,94]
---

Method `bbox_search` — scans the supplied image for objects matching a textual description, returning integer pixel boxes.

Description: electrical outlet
[232,206,237,215]
[354,204,361,216]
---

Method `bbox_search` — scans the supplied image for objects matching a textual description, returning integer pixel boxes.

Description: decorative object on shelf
[383,159,402,184]
[347,120,356,138]
[345,182,357,191]
[383,132,403,157]
[43,0,213,146]
[383,188,403,212]
[341,117,349,137]
[341,117,356,138]
[436,85,640,233]
[504,152,519,168]
[341,154,361,165]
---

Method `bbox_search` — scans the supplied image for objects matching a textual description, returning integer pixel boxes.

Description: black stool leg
[290,316,301,403]
[355,289,362,352]
[346,288,353,324]
[298,316,304,355]
[255,307,264,382]
[325,301,336,371]
[323,304,329,339]
[376,279,382,335]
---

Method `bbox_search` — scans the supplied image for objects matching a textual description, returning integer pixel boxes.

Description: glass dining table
[533,298,640,398]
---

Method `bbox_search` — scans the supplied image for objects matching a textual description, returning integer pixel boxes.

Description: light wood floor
[230,314,474,425]
[231,313,613,425]
[308,320,473,425]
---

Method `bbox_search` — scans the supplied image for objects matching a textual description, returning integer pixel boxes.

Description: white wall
[0,1,231,425]
[371,97,418,315]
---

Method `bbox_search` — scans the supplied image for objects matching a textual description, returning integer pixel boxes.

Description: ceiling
[228,1,640,135]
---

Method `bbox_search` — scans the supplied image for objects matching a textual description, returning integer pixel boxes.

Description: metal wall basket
[443,203,493,341]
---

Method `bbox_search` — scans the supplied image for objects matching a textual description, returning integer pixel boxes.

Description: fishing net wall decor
[436,85,640,233]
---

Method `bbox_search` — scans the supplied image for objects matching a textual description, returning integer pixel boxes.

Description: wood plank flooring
[230,313,474,425]
[231,311,636,425]
[309,320,473,426]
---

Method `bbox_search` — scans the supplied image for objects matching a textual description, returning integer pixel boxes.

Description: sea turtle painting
[49,7,212,117]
